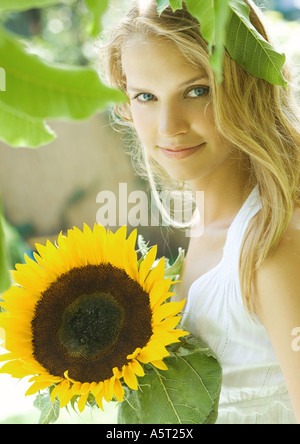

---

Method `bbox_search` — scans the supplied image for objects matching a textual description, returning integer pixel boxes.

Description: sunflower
[0,224,187,413]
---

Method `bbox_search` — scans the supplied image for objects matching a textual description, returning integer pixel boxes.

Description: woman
[100,0,300,424]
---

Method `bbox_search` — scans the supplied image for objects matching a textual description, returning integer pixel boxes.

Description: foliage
[118,335,222,424]
[0,203,10,294]
[156,0,287,86]
[0,0,125,149]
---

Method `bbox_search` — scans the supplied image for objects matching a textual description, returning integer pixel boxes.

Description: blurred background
[0,0,300,424]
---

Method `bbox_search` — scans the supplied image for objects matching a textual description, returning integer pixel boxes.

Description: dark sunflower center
[31,264,153,383]
[58,292,124,359]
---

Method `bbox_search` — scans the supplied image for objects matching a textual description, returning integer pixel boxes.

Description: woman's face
[122,35,235,185]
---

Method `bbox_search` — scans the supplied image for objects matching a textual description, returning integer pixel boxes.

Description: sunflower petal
[150,360,168,370]
[77,391,89,413]
[123,364,138,390]
[152,300,185,324]
[0,360,30,378]
[26,380,54,397]
[59,387,74,409]
[149,279,172,309]
[129,359,145,377]
[143,257,165,292]
[138,246,157,284]
[114,378,125,402]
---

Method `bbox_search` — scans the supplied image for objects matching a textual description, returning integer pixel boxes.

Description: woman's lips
[159,143,205,160]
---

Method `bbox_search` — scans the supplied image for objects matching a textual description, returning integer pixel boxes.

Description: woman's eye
[136,93,155,103]
[187,87,209,98]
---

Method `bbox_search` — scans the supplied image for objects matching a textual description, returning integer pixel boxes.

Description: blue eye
[187,87,209,98]
[136,93,155,103]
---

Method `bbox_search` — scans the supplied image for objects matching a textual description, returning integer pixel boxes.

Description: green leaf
[210,0,231,82]
[0,201,11,294]
[155,0,287,87]
[185,0,215,46]
[164,247,185,280]
[118,335,222,424]
[226,0,287,86]
[0,27,126,121]
[156,0,171,15]
[160,0,216,47]
[0,0,73,12]
[0,99,55,148]
[84,0,110,37]
[169,0,183,11]
[33,389,60,424]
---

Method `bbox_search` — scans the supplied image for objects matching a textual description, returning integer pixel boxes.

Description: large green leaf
[210,0,231,81]
[118,335,222,424]
[0,27,125,121]
[0,100,55,148]
[0,0,72,12]
[0,202,11,294]
[185,0,215,46]
[226,0,287,86]
[155,0,287,86]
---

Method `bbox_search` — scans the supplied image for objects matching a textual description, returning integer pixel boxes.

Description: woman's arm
[253,210,300,423]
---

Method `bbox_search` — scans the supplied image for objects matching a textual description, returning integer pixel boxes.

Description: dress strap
[222,185,262,262]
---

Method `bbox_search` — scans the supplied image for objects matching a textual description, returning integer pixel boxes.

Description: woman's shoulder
[258,206,299,278]
[253,206,300,317]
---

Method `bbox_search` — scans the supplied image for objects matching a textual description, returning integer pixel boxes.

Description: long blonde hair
[99,0,300,314]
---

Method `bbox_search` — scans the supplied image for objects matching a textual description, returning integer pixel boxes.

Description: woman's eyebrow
[127,75,208,92]
[179,75,208,87]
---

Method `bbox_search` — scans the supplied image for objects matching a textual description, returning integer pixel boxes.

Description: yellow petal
[143,257,165,293]
[59,387,74,409]
[152,300,185,324]
[149,279,172,309]
[171,328,189,339]
[138,246,157,284]
[0,360,30,378]
[71,382,82,396]
[150,360,168,371]
[115,225,127,241]
[50,382,64,403]
[129,359,145,377]
[103,378,115,402]
[122,365,138,390]
[90,381,103,397]
[152,316,182,332]
[95,392,104,411]
[151,331,181,346]
[137,341,169,364]
[26,380,53,397]
[77,391,89,413]
[114,378,125,402]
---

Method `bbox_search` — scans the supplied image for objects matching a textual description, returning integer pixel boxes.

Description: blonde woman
[100,0,300,424]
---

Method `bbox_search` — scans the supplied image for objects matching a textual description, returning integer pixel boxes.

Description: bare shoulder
[253,209,300,329]
[254,207,300,313]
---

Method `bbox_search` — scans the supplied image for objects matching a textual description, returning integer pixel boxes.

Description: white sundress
[181,186,297,424]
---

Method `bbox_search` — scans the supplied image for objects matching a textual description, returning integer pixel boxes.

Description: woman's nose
[158,104,189,137]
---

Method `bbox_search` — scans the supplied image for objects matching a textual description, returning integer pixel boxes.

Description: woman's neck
[188,160,254,231]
